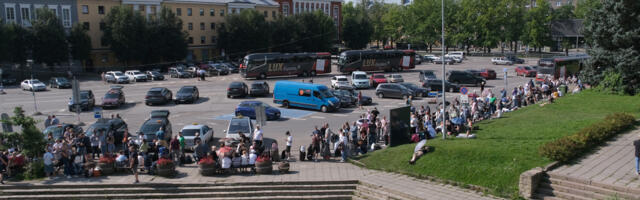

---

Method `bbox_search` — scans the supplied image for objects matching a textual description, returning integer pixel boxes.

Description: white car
[105,71,130,84]
[21,79,46,91]
[124,70,148,82]
[387,74,404,83]
[491,57,513,65]
[351,71,370,89]
[180,123,214,148]
[224,117,254,142]
[446,51,465,62]
[331,75,350,89]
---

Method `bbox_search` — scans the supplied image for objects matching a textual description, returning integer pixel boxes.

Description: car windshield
[402,83,418,89]
[32,80,43,84]
[230,83,243,88]
[423,71,434,76]
[148,91,162,95]
[228,119,250,133]
[178,87,193,93]
[392,75,401,78]
[104,92,119,98]
[524,66,532,70]
[373,75,385,79]
[251,83,264,88]
[133,71,143,75]
[114,72,124,76]
[43,126,64,139]
[141,122,162,134]
[354,74,367,79]
[181,128,200,136]
[80,92,90,99]
[56,78,69,83]
[319,89,334,98]
[337,78,348,82]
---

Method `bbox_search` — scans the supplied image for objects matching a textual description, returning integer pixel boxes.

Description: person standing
[43,148,55,178]
[0,151,7,184]
[253,125,263,148]
[178,132,185,165]
[169,136,180,165]
[129,145,140,183]
[90,133,100,159]
[51,115,59,126]
[156,127,165,142]
[634,134,640,175]
[285,131,292,160]
[358,91,363,110]
[44,115,52,128]
[311,133,320,162]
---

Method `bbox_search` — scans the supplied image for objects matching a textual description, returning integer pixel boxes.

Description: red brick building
[273,0,342,39]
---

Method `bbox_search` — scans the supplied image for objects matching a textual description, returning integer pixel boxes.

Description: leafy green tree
[581,0,640,95]
[521,0,552,52]
[68,24,92,63]
[146,7,188,63]
[103,6,147,65]
[32,8,68,66]
[381,5,406,48]
[501,0,527,52]
[2,24,32,65]
[552,4,576,20]
[5,107,45,158]
[296,11,336,52]
[218,9,270,59]
[270,16,302,52]
[574,0,601,19]
[368,0,387,47]
[342,4,373,49]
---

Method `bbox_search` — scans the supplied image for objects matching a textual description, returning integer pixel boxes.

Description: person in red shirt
[169,136,180,165]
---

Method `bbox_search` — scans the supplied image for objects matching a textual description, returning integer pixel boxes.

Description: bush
[539,113,636,162]
[24,160,45,180]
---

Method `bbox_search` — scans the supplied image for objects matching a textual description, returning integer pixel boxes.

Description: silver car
[387,74,404,83]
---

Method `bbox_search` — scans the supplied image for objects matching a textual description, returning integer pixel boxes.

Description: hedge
[539,113,636,162]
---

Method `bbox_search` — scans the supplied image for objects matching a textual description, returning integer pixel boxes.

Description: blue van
[273,81,340,112]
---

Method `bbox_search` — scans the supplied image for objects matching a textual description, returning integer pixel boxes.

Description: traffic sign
[460,87,468,95]
[94,107,102,119]
[460,95,469,104]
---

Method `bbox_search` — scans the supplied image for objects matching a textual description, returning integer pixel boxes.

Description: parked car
[235,101,281,120]
[86,118,128,146]
[227,82,248,98]
[105,71,130,83]
[422,79,460,92]
[224,117,254,141]
[273,81,340,113]
[387,74,404,83]
[331,89,357,107]
[49,77,71,89]
[331,75,350,89]
[168,67,191,78]
[101,86,126,109]
[220,62,239,73]
[209,64,230,76]
[180,123,214,148]
[415,54,422,64]
[399,82,428,97]
[369,73,388,87]
[125,70,148,82]
[515,66,537,77]
[145,70,165,80]
[145,87,173,105]
[138,110,172,142]
[186,67,200,77]
[175,85,199,104]
[249,81,270,97]
[21,79,46,91]
[342,87,372,105]
[375,83,414,99]
[423,55,438,63]
[467,69,497,80]
[447,71,486,86]
[505,54,525,64]
[43,124,83,140]
[434,56,455,65]
[446,51,465,61]
[419,70,437,82]
[68,90,95,112]
[350,71,370,89]
[1,73,17,85]
[491,57,513,65]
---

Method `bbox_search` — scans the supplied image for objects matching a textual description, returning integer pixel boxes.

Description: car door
[387,85,399,98]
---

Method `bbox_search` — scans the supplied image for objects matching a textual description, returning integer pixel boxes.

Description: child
[241,150,249,166]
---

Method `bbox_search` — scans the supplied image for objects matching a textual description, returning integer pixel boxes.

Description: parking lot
[0,56,540,148]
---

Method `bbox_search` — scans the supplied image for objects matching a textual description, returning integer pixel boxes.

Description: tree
[270,16,302,53]
[381,5,406,47]
[32,8,68,66]
[368,0,387,46]
[501,0,527,52]
[2,24,32,64]
[342,3,373,49]
[574,0,601,19]
[581,0,640,95]
[552,4,576,20]
[296,11,336,52]
[521,0,552,52]
[218,9,270,59]
[103,6,147,65]
[5,107,45,158]
[146,7,188,63]
[68,24,92,63]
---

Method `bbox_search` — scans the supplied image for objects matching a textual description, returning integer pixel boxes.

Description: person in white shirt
[248,150,257,165]
[221,156,231,169]
[285,131,293,160]
[43,148,55,177]
[253,125,263,147]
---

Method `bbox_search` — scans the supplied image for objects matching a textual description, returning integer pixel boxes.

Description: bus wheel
[283,101,290,108]
[259,73,267,80]
[310,71,316,76]
[321,106,328,113]
[302,71,309,77]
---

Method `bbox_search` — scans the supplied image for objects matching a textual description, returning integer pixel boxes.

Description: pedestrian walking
[634,134,640,175]
[169,136,180,165]
[285,131,292,160]
[253,125,263,148]
[129,145,140,183]
[101,72,106,84]
[0,151,7,184]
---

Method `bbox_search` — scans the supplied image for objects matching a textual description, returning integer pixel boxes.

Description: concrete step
[146,195,354,200]
[0,180,359,190]
[0,184,358,195]
[0,189,355,200]
[538,182,609,200]
[548,177,640,200]
[355,184,406,200]
[535,187,592,200]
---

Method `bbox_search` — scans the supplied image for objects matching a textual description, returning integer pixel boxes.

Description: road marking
[58,109,66,112]
[310,116,325,119]
[291,118,306,120]
[383,105,395,108]
[332,114,349,117]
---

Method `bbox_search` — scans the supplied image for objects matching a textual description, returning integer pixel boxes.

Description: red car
[515,66,537,77]
[369,73,388,87]
[467,69,497,80]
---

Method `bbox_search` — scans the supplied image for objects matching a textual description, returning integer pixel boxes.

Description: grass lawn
[357,90,640,198]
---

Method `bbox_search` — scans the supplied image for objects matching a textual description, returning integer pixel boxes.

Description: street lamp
[440,0,446,140]
[27,59,41,116]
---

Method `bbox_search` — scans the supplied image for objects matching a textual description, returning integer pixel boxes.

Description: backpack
[411,134,419,143]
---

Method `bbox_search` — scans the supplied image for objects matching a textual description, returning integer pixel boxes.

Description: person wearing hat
[634,134,640,175]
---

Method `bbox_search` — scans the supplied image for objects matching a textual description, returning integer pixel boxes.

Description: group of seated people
[193,138,261,173]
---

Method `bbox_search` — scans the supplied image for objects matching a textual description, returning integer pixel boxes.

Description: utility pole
[440,0,446,140]
[27,60,41,115]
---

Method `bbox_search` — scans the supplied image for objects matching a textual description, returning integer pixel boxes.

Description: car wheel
[259,73,267,80]
[321,106,328,113]
[492,62,497,65]
[377,93,384,98]
[310,70,317,76]
[282,101,290,108]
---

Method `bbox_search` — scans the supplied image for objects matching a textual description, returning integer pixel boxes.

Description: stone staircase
[0,180,418,200]
[534,173,640,200]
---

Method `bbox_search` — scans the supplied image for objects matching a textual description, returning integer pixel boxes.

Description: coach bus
[240,52,331,79]
[337,50,416,73]
[536,54,590,82]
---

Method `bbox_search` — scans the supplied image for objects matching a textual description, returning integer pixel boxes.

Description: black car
[250,81,270,97]
[86,118,128,146]
[343,88,373,105]
[1,73,17,85]
[375,83,414,99]
[49,77,71,89]
[400,82,429,97]
[419,70,437,83]
[447,70,485,86]
[209,64,230,75]
[68,90,95,112]
[422,79,460,92]
[331,89,357,107]
[222,63,239,73]
[138,110,172,142]
[227,82,248,98]
[505,54,525,64]
[145,71,165,80]
[145,87,173,105]
[175,85,199,104]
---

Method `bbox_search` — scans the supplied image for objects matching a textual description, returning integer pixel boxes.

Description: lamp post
[440,0,446,140]
[27,59,41,115]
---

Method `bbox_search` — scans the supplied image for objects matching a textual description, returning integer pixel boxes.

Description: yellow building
[75,0,280,69]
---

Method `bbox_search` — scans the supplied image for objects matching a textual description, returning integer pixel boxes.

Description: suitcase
[299,151,306,161]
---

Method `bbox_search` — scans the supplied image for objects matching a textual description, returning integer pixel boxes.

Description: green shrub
[23,160,45,180]
[539,113,636,162]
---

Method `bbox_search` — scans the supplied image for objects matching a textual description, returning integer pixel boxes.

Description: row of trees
[341,0,601,53]
[218,10,336,59]
[0,9,91,66]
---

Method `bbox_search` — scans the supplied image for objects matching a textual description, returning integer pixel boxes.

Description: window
[200,36,205,44]
[99,22,105,30]
[299,89,311,97]
[62,6,71,27]
[211,36,217,44]
[556,1,561,6]
[176,8,181,16]
[210,22,215,30]
[220,9,224,16]
[264,11,267,17]
[47,5,58,18]
[82,5,89,14]
[20,5,31,26]
[272,11,276,18]
[188,37,193,44]
[83,22,90,30]
[101,37,107,47]
[98,6,105,14]
[210,9,214,16]
[187,8,192,16]
[200,22,204,30]
[283,4,289,17]
[232,8,236,14]
[199,8,204,16]
[5,5,15,24]
[188,22,193,30]
[34,4,43,18]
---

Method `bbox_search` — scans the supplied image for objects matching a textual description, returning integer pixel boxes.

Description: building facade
[1,0,77,29]
[273,0,342,39]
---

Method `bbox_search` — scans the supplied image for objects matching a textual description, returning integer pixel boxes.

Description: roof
[181,124,206,130]
[149,87,165,91]
[550,19,584,38]
[228,0,278,6]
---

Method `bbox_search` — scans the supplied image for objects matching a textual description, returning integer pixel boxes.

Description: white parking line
[332,114,349,117]
[291,118,306,120]
[310,116,325,119]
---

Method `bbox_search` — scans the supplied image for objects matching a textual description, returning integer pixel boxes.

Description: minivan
[273,81,340,113]
[446,71,485,86]
[351,71,370,89]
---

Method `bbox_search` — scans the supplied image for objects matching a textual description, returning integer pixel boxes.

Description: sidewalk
[549,128,640,190]
[3,159,499,200]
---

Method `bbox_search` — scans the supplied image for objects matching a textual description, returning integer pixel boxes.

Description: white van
[350,71,370,89]
[446,51,465,62]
